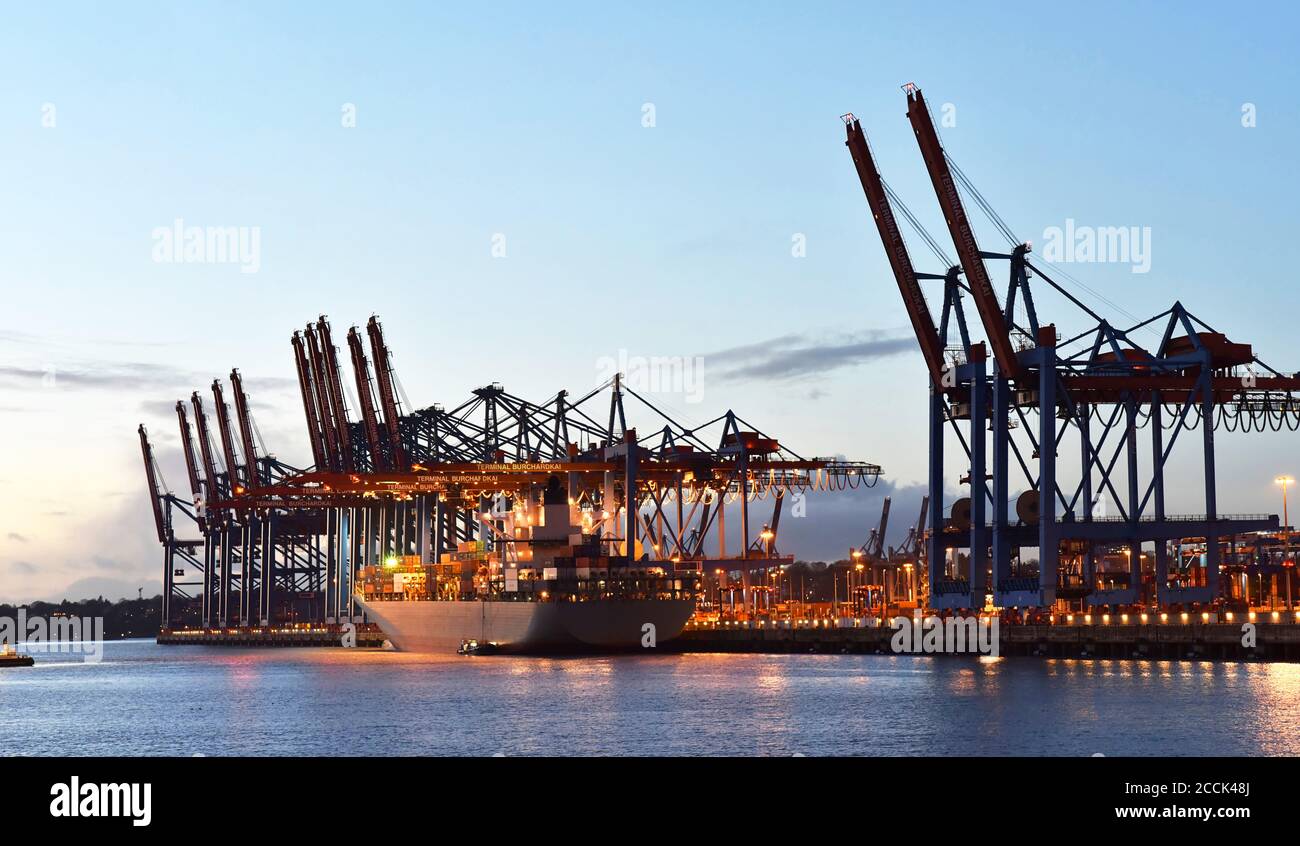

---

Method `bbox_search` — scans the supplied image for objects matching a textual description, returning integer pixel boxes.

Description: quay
[158,623,386,648]
[672,618,1300,661]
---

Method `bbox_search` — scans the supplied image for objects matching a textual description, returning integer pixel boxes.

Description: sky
[1,1,1297,601]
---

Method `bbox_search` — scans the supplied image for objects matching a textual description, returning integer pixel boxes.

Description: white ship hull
[358,597,696,654]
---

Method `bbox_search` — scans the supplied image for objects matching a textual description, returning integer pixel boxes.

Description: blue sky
[1,2,1297,600]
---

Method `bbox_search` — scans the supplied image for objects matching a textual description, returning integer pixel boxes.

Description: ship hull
[357,598,695,654]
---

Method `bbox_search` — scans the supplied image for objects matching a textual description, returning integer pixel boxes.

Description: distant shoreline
[0,596,161,640]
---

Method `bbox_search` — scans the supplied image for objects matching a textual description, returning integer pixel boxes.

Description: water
[2,640,1297,756]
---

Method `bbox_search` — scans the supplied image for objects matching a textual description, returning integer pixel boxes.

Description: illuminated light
[1225,612,1234,623]
[384,555,399,569]
[1120,614,1129,624]
[1160,613,1168,623]
[1181,612,1190,623]
[1201,612,1210,623]
[1083,614,1092,625]
[1102,614,1110,625]
[1139,613,1148,624]
[1249,611,1257,622]
[1066,614,1074,624]
[1272,611,1281,622]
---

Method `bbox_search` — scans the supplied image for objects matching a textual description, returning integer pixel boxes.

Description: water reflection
[3,641,1299,756]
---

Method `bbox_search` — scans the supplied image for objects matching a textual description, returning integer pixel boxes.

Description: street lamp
[1277,476,1295,611]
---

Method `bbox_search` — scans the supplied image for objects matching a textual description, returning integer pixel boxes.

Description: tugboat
[457,639,501,656]
[0,644,34,668]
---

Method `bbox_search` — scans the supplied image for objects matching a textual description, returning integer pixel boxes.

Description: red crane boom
[347,325,386,470]
[138,425,167,543]
[844,115,948,388]
[191,391,223,520]
[366,315,407,471]
[316,316,355,472]
[304,323,343,471]
[175,400,207,532]
[230,369,260,488]
[291,331,329,470]
[211,379,244,493]
[905,86,1023,380]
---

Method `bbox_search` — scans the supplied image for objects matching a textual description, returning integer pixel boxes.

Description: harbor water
[1,640,1297,756]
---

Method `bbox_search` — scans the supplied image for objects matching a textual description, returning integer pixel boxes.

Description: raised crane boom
[229,369,260,487]
[844,115,948,387]
[191,392,224,519]
[347,325,386,470]
[304,323,342,471]
[367,315,407,471]
[316,316,355,472]
[138,425,167,543]
[291,331,329,471]
[211,379,243,492]
[175,400,207,532]
[905,86,1023,380]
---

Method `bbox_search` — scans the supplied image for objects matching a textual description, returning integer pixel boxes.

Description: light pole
[1277,476,1294,611]
[855,562,865,615]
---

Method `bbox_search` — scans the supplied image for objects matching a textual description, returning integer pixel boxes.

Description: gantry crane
[847,83,1300,612]
[144,313,884,629]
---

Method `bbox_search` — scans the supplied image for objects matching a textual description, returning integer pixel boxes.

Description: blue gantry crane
[845,84,1300,612]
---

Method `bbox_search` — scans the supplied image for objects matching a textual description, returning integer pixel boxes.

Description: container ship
[356,479,700,653]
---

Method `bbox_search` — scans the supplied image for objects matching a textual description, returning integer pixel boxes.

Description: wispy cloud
[7,533,29,543]
[0,363,297,396]
[0,362,191,390]
[705,330,915,381]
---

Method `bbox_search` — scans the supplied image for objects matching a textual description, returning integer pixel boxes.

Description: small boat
[457,639,501,656]
[0,645,34,668]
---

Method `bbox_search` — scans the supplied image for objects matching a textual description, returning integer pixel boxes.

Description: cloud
[705,330,915,381]
[139,399,182,417]
[0,362,191,391]
[6,533,29,543]
[8,561,37,575]
[0,362,297,412]
[92,555,133,572]
[0,329,42,345]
